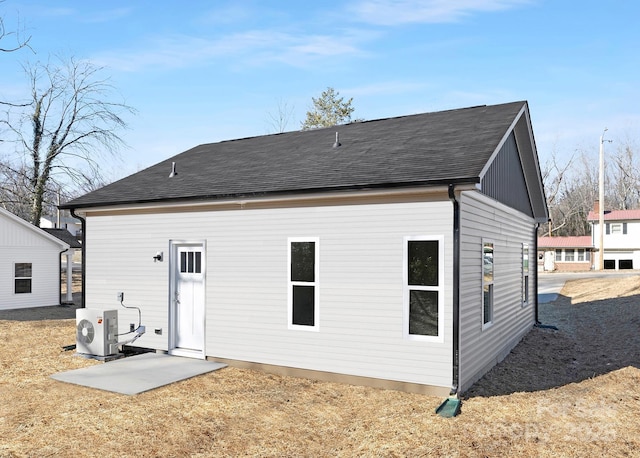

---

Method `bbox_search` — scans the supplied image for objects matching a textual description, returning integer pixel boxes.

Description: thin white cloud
[345,81,432,97]
[81,7,134,24]
[349,0,532,25]
[93,28,373,72]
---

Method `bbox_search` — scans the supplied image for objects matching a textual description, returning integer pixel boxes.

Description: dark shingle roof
[62,101,526,209]
[41,228,82,248]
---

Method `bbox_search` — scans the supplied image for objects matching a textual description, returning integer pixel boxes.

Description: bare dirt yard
[1,274,639,457]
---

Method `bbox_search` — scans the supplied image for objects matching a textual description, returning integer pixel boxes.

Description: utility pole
[598,128,610,270]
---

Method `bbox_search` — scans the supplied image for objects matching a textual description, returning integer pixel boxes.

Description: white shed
[0,207,70,310]
[62,101,548,395]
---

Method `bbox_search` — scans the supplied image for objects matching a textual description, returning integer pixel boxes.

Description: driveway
[538,270,638,303]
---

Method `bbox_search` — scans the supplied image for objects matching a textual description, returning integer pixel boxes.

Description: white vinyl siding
[0,210,67,310]
[458,191,536,392]
[83,196,454,389]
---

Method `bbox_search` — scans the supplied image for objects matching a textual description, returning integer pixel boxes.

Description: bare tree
[0,3,31,54]
[266,98,295,133]
[1,56,135,225]
[608,143,640,210]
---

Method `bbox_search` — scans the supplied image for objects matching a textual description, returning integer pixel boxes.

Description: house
[42,228,83,304]
[537,236,594,271]
[587,204,640,270]
[0,207,70,310]
[40,214,82,237]
[60,101,548,395]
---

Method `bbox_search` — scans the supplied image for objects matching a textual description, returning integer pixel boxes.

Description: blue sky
[1,0,638,181]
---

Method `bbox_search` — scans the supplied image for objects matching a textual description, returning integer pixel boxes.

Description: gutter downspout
[70,208,86,309]
[58,248,68,306]
[534,223,540,324]
[448,184,460,396]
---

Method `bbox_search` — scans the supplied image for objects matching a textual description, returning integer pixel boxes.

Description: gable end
[480,132,533,218]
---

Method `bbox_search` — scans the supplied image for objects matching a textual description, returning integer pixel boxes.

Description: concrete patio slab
[51,353,226,395]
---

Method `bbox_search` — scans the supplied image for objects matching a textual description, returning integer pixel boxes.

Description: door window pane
[180,251,202,273]
[180,251,187,273]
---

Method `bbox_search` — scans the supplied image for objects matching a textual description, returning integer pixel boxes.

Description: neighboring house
[42,228,83,304]
[0,207,70,310]
[587,205,640,270]
[40,214,82,237]
[61,101,548,395]
[537,236,594,272]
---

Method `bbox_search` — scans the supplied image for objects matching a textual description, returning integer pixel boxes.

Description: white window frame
[14,262,32,294]
[564,248,575,262]
[287,237,319,332]
[482,240,494,330]
[522,243,529,307]
[403,235,444,343]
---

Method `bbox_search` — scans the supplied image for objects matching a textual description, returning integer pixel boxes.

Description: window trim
[14,262,33,294]
[522,243,529,307]
[287,237,320,332]
[564,248,575,262]
[482,240,494,330]
[403,235,444,343]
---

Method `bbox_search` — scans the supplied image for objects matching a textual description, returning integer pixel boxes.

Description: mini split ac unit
[76,309,119,356]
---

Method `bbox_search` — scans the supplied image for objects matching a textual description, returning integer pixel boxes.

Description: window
[522,243,529,306]
[404,236,444,342]
[555,249,562,262]
[607,223,627,235]
[565,249,575,262]
[180,250,202,273]
[577,249,585,262]
[288,238,319,330]
[15,263,32,294]
[619,259,633,270]
[482,241,494,328]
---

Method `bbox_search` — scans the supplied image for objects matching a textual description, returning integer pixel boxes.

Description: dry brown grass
[1,276,640,457]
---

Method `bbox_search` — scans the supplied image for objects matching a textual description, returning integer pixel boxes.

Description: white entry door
[170,242,205,358]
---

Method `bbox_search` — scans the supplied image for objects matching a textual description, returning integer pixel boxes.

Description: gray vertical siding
[458,190,536,392]
[481,132,534,218]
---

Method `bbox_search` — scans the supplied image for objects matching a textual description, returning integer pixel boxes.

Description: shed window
[577,249,585,262]
[555,249,562,262]
[15,263,32,294]
[483,242,494,328]
[288,238,319,330]
[404,236,444,342]
[565,249,575,262]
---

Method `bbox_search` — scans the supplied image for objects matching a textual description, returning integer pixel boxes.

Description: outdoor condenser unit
[76,309,119,356]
